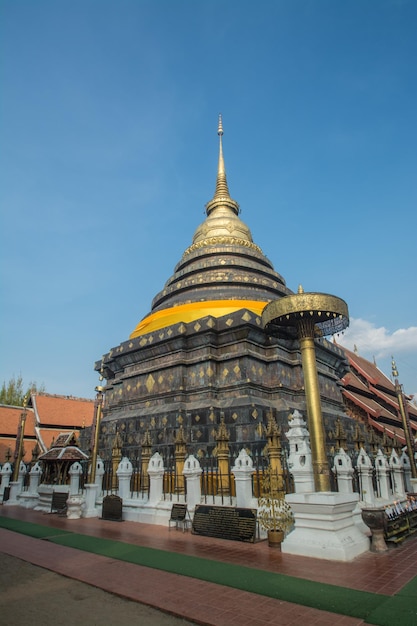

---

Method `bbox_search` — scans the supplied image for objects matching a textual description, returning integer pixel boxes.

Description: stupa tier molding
[184,236,263,256]
[149,241,290,318]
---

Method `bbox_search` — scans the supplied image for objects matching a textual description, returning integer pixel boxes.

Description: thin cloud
[337,318,417,358]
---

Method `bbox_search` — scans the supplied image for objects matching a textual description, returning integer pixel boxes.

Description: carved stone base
[282,492,370,562]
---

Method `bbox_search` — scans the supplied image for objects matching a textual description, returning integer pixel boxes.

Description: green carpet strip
[0,516,71,539]
[366,576,417,626]
[1,516,416,625]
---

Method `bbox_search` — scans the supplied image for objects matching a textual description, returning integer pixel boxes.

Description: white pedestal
[67,494,84,519]
[4,481,22,506]
[282,492,370,562]
[409,478,417,494]
[17,492,40,509]
[82,483,100,518]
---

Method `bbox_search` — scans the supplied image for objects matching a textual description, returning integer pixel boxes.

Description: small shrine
[38,431,88,485]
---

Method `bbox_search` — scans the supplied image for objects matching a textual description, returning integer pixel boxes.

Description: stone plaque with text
[192,505,257,543]
[102,494,123,522]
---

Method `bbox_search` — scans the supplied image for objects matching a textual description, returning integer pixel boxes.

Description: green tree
[0,375,45,406]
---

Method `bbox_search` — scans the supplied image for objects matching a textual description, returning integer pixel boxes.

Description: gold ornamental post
[263,286,349,492]
[140,429,153,492]
[12,393,29,482]
[90,379,104,484]
[111,430,123,489]
[392,358,417,479]
[265,409,284,496]
[215,412,231,496]
[174,424,187,494]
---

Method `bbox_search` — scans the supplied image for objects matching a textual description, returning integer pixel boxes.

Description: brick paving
[1,506,416,625]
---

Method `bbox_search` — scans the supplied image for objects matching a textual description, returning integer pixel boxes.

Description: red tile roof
[370,385,401,411]
[39,445,88,462]
[31,394,95,428]
[0,405,37,462]
[39,429,75,452]
[342,389,399,421]
[341,346,396,391]
[31,393,94,453]
[341,371,372,394]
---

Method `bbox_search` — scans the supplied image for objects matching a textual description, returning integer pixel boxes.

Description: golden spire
[205,114,240,217]
[391,356,399,379]
[213,115,230,201]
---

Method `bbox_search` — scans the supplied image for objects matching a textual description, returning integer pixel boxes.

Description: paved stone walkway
[1,506,417,625]
[0,552,195,626]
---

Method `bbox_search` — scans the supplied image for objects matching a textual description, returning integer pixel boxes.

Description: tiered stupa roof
[130,116,291,338]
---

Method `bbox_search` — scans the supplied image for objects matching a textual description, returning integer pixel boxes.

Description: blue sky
[1,0,416,401]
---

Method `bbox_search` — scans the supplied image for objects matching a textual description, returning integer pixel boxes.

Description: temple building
[338,346,417,450]
[0,393,94,463]
[95,118,351,457]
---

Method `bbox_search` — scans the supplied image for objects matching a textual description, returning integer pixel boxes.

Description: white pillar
[409,450,417,494]
[356,447,375,505]
[67,467,85,519]
[0,462,12,502]
[183,454,202,510]
[83,484,100,518]
[117,457,133,500]
[69,461,83,495]
[375,449,391,501]
[28,462,43,494]
[400,451,412,493]
[285,410,314,493]
[17,461,43,509]
[389,450,406,498]
[5,461,27,506]
[96,455,105,496]
[231,449,254,508]
[147,452,165,505]
[332,448,354,494]
[83,456,104,518]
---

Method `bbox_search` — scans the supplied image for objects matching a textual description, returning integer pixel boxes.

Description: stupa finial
[213,113,230,201]
[217,113,223,136]
[205,115,239,216]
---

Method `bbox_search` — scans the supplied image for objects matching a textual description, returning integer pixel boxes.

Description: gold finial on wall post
[215,411,231,496]
[140,429,153,492]
[174,422,187,494]
[265,409,284,496]
[12,393,29,482]
[391,357,417,478]
[90,363,105,484]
